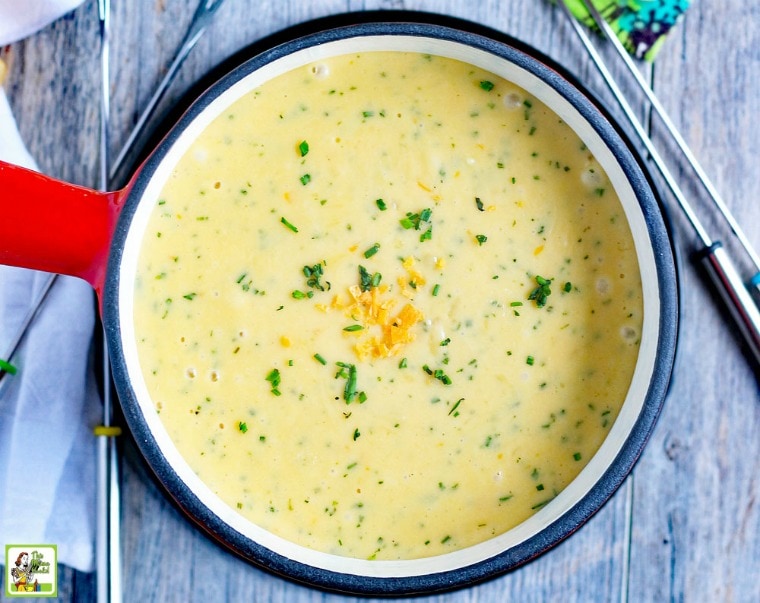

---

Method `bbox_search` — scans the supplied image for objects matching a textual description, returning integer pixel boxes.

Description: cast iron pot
[0,18,677,596]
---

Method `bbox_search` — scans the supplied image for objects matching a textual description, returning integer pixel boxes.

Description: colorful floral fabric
[565,0,691,60]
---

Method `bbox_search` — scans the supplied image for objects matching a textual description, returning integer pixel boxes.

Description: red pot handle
[0,160,126,298]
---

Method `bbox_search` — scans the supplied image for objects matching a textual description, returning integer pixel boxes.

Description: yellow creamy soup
[133,52,642,560]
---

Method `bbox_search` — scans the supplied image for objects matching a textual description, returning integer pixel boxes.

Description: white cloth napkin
[0,0,84,45]
[0,0,100,574]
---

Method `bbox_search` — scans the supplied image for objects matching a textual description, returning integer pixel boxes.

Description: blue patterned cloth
[565,0,691,60]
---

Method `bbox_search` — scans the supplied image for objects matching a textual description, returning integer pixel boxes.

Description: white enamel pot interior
[103,20,678,596]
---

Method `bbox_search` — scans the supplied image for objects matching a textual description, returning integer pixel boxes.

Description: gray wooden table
[2,1,759,601]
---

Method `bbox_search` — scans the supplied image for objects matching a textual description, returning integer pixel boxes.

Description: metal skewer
[557,0,760,366]
[577,0,760,294]
[109,0,227,180]
[96,2,122,603]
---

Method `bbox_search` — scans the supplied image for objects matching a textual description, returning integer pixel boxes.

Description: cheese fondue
[132,52,642,560]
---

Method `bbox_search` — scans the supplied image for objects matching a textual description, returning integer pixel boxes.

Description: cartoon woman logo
[10,551,39,593]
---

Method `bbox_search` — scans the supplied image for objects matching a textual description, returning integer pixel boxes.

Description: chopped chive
[238,421,248,433]
[265,368,281,395]
[528,275,552,308]
[314,353,327,365]
[336,361,362,404]
[300,173,311,186]
[475,234,487,245]
[448,398,463,416]
[526,355,535,366]
[432,284,441,297]
[563,281,572,293]
[375,198,387,211]
[400,208,432,231]
[303,262,330,292]
[343,325,364,332]
[440,337,451,346]
[573,452,582,461]
[291,290,313,299]
[280,217,299,232]
[363,243,381,259]
[510,301,523,307]
[479,80,495,92]
[298,140,309,157]
[423,364,452,385]
[353,428,361,441]
[475,197,485,211]
[398,357,408,369]
[0,358,18,375]
[183,292,197,300]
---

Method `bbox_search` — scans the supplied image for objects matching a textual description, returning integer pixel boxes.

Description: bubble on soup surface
[596,277,611,295]
[503,91,523,109]
[310,63,329,79]
[620,325,638,343]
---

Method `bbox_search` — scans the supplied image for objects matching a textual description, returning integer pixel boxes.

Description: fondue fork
[96,1,122,602]
[557,0,760,367]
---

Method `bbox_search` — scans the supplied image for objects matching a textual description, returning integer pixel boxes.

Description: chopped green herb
[353,428,361,441]
[398,357,408,369]
[238,421,248,433]
[528,274,552,308]
[265,368,281,396]
[448,398,463,416]
[336,361,363,404]
[375,198,387,211]
[475,197,485,211]
[510,301,523,307]
[432,284,441,297]
[363,243,381,259]
[314,353,327,365]
[0,358,18,375]
[563,281,572,293]
[440,337,451,346]
[183,292,197,300]
[526,355,535,366]
[475,234,488,245]
[343,324,364,332]
[573,452,583,461]
[358,265,382,292]
[291,290,314,299]
[300,173,311,186]
[303,263,330,292]
[400,208,433,240]
[298,140,309,157]
[280,216,299,232]
[479,80,495,92]
[423,364,452,385]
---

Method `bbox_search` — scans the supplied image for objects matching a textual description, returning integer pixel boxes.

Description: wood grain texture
[1,1,758,601]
